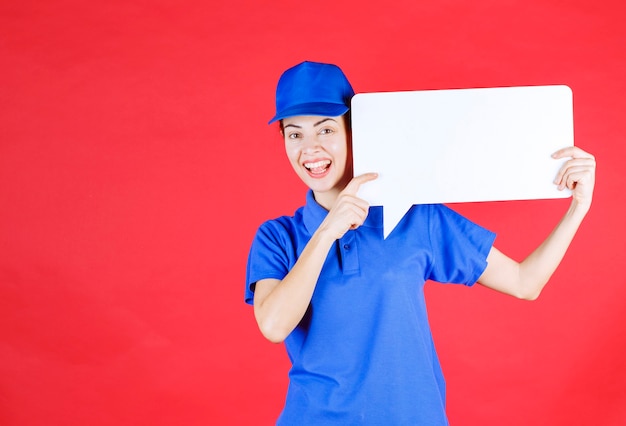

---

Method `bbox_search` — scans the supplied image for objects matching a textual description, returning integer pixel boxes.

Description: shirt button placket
[339,231,360,274]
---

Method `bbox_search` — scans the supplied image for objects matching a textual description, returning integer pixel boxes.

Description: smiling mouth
[304,160,332,175]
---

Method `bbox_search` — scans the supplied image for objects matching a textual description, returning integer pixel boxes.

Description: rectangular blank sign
[352,85,574,208]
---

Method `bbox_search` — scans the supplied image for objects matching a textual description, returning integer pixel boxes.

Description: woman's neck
[312,187,343,211]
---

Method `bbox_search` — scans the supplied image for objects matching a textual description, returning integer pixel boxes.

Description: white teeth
[304,160,331,169]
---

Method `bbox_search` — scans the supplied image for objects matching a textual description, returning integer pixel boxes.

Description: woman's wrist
[567,197,592,222]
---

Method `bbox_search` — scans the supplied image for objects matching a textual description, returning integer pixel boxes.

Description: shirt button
[343,244,350,250]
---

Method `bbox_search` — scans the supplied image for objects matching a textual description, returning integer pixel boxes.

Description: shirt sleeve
[245,220,295,305]
[427,204,496,286]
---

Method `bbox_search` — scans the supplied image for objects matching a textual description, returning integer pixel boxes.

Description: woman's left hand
[552,146,596,210]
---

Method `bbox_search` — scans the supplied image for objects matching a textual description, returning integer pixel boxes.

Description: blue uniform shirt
[246,190,496,425]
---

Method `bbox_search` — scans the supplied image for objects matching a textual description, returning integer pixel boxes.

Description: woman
[245,61,595,425]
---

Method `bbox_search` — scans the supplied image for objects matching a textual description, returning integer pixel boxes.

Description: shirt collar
[302,189,383,236]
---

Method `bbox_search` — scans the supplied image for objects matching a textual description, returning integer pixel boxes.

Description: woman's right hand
[318,173,378,241]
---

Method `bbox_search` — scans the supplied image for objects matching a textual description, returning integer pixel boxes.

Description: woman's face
[282,115,352,207]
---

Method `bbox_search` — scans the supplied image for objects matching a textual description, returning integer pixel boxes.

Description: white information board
[351,85,574,238]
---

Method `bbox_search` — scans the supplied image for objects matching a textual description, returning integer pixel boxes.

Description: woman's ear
[279,120,285,139]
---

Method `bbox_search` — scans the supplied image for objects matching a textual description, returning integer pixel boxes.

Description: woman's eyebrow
[314,118,337,127]
[283,118,336,129]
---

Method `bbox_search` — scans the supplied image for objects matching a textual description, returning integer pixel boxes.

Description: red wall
[1,1,624,425]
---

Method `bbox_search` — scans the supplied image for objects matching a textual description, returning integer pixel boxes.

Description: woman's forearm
[253,228,336,343]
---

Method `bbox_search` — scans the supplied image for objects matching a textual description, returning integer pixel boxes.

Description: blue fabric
[268,61,354,124]
[246,190,496,425]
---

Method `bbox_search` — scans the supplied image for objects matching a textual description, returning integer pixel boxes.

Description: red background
[1,1,625,425]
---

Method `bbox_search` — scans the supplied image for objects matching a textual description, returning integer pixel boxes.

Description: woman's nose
[302,135,321,152]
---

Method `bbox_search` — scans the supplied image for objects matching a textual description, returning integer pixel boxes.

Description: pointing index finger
[343,173,379,195]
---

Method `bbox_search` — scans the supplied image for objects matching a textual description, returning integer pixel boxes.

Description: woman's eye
[288,133,301,140]
[320,128,334,135]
